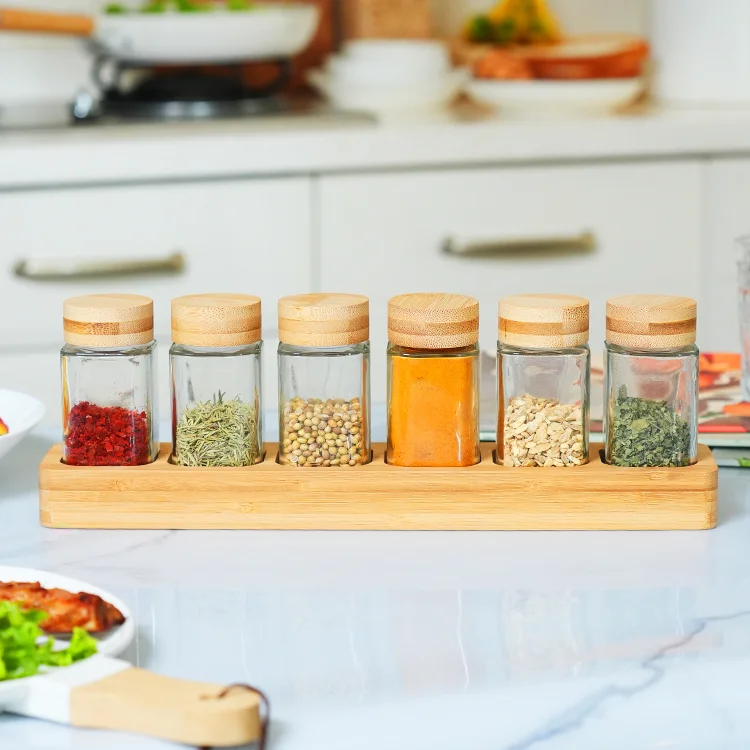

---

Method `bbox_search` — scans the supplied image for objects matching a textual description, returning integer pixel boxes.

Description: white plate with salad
[0,566,264,746]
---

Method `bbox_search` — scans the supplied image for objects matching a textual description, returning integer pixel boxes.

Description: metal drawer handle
[13,251,186,280]
[442,231,597,257]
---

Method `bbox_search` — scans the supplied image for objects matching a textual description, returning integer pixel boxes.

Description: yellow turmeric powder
[387,347,480,467]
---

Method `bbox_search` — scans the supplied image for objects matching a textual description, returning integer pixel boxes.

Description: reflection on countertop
[0,428,748,749]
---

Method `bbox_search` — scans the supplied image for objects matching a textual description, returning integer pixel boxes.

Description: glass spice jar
[387,293,480,467]
[497,294,590,468]
[170,294,263,468]
[604,295,699,467]
[278,293,371,467]
[61,294,158,466]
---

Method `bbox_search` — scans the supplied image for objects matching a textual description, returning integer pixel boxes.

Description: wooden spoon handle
[70,668,264,747]
[0,9,94,36]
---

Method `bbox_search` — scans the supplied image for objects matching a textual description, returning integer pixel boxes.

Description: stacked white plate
[308,40,468,116]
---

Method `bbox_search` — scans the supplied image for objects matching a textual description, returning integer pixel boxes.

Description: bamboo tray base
[38,442,718,531]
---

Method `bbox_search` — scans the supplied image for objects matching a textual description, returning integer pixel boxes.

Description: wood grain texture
[606,294,697,349]
[388,293,479,349]
[171,293,261,347]
[39,443,718,531]
[63,294,154,348]
[71,668,261,747]
[278,293,369,347]
[499,294,589,348]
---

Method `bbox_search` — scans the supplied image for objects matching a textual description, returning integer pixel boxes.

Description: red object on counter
[64,402,150,467]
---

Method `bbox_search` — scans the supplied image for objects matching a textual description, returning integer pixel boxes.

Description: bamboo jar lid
[388,293,479,349]
[606,294,697,349]
[172,294,262,347]
[278,293,369,347]
[498,294,589,348]
[63,294,154,348]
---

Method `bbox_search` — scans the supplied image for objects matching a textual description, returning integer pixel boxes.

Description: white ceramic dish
[467,77,646,118]
[343,39,448,64]
[0,565,134,713]
[0,389,45,464]
[326,53,449,87]
[308,67,469,115]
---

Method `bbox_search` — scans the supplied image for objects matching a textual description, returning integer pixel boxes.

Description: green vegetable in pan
[104,0,256,13]
[0,602,97,682]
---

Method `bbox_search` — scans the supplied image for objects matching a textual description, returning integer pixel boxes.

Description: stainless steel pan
[0,3,320,64]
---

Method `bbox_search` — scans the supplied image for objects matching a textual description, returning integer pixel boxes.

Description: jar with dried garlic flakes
[278,294,371,467]
[497,295,590,467]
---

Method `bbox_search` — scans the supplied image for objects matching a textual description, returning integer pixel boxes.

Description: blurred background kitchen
[0,0,745,431]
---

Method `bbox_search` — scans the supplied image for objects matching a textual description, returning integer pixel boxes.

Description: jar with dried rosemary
[170,294,263,467]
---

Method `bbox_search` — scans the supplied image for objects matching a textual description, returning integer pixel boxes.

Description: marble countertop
[5,104,750,189]
[2,429,750,749]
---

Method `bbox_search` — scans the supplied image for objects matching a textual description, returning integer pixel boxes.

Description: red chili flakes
[64,401,151,467]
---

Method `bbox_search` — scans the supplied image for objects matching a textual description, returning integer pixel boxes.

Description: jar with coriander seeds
[278,293,371,468]
[497,295,590,468]
[170,294,263,467]
[604,295,698,467]
[61,294,158,467]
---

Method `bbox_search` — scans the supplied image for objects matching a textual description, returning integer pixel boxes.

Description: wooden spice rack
[39,442,718,531]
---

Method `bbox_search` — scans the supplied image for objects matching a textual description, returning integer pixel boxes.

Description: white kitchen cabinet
[319,161,703,404]
[0,176,311,424]
[0,176,311,346]
[703,158,750,352]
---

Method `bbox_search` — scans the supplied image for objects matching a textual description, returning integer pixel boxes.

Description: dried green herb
[175,392,259,468]
[609,385,692,467]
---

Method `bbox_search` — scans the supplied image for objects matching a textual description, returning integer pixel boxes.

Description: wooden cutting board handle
[0,8,95,36]
[70,668,265,747]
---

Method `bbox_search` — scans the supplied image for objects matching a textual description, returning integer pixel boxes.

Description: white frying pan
[0,567,266,747]
[0,3,320,64]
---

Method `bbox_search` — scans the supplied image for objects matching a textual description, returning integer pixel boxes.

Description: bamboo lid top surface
[498,294,589,348]
[278,293,369,347]
[63,294,154,348]
[606,294,697,349]
[388,293,479,349]
[172,294,262,347]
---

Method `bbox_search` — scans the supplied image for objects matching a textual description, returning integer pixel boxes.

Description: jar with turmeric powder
[278,293,371,467]
[387,293,480,467]
[497,294,590,468]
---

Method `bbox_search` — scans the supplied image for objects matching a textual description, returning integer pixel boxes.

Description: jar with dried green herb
[170,294,263,467]
[604,295,698,468]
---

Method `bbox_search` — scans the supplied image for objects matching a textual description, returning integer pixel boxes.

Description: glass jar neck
[62,340,156,356]
[388,342,478,358]
[606,342,698,356]
[498,342,590,355]
[171,342,262,356]
[278,341,369,356]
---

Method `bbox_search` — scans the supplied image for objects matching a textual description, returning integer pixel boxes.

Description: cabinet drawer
[319,162,703,404]
[0,177,312,346]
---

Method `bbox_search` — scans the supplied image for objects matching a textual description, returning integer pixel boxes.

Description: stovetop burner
[74,58,292,123]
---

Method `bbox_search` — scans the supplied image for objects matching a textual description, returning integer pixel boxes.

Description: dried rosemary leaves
[502,395,586,467]
[174,392,260,467]
[281,396,368,467]
[608,386,691,467]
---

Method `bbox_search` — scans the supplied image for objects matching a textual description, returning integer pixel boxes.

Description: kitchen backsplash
[0,0,649,104]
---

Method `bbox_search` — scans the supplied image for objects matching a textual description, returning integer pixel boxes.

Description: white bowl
[0,389,45,463]
[326,53,449,87]
[343,40,449,68]
[467,78,646,118]
[308,68,468,115]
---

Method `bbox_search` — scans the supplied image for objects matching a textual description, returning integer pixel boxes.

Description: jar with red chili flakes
[61,294,158,467]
